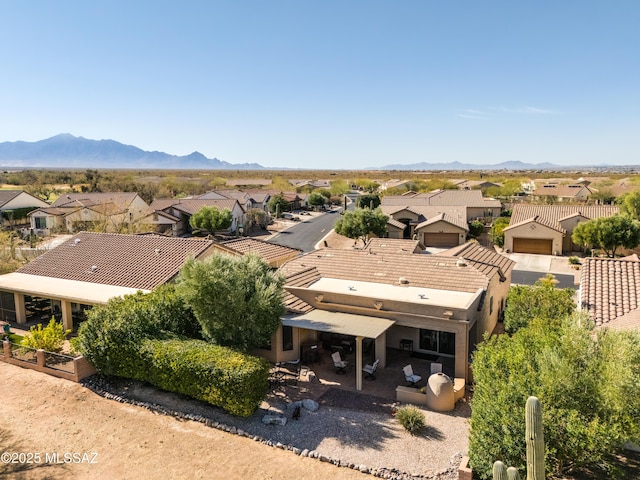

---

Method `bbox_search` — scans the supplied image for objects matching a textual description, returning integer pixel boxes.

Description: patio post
[61,301,73,331]
[14,293,26,325]
[355,336,363,391]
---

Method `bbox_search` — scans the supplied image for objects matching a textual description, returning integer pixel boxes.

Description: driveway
[508,253,552,272]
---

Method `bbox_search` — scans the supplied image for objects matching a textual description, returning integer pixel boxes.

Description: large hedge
[74,285,269,417]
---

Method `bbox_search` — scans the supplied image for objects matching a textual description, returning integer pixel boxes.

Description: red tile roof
[279,249,491,293]
[216,238,301,263]
[17,232,214,290]
[580,256,640,331]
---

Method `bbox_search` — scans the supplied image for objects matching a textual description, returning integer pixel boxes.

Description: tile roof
[532,184,594,198]
[216,238,301,263]
[279,249,491,294]
[439,242,515,279]
[51,192,140,209]
[197,190,251,202]
[580,256,640,331]
[415,212,468,231]
[363,238,422,254]
[17,232,214,290]
[0,190,22,207]
[151,198,241,215]
[386,218,406,230]
[508,205,620,232]
[282,267,321,313]
[382,190,501,209]
[380,205,468,230]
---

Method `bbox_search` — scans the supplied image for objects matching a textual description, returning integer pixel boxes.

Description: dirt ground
[0,362,368,480]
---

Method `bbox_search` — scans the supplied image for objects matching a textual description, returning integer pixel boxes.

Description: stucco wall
[503,222,563,254]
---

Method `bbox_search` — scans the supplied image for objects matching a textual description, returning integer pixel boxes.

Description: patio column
[375,331,387,367]
[61,300,73,331]
[355,336,363,391]
[14,293,26,325]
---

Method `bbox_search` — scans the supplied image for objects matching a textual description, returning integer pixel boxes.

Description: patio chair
[363,359,380,380]
[403,364,422,387]
[332,351,348,374]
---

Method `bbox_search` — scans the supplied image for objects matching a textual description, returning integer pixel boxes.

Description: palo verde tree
[618,190,640,219]
[489,217,511,248]
[334,207,388,246]
[176,253,285,350]
[189,206,233,235]
[307,191,326,209]
[572,214,640,257]
[469,312,640,479]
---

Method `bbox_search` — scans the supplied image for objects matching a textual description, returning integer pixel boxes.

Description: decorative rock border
[82,376,461,480]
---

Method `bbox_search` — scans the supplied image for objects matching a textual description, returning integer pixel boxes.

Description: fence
[2,340,96,382]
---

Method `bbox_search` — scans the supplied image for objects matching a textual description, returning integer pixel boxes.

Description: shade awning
[282,309,395,338]
[0,272,150,304]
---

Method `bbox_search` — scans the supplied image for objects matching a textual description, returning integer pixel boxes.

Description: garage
[423,232,460,248]
[512,238,553,255]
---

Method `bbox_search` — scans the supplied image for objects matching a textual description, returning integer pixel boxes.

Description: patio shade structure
[282,310,395,391]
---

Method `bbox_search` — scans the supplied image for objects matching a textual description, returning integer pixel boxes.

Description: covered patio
[282,309,395,392]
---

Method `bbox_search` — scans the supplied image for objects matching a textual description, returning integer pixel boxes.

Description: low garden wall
[1,340,96,382]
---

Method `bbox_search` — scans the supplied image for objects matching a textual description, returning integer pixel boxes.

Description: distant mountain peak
[0,134,264,170]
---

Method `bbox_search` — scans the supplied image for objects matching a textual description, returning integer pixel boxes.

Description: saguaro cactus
[492,396,545,480]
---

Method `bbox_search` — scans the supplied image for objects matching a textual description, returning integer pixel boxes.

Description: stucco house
[529,180,596,203]
[149,198,246,236]
[503,204,620,255]
[0,190,49,226]
[380,205,468,247]
[380,190,501,246]
[260,243,514,390]
[0,232,216,331]
[579,255,640,332]
[28,192,149,234]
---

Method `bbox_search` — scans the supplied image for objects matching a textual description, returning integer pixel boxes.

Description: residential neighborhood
[1,168,640,480]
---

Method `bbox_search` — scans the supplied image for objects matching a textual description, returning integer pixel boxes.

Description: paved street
[268,208,343,252]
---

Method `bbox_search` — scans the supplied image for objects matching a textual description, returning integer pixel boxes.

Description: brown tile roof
[216,238,301,263]
[364,238,422,254]
[51,192,140,209]
[532,184,594,198]
[382,190,501,209]
[439,242,515,280]
[150,198,241,215]
[415,212,468,231]
[17,232,214,290]
[0,190,22,207]
[508,204,619,232]
[380,205,468,230]
[279,249,491,293]
[386,218,406,230]
[580,256,640,331]
[282,267,321,313]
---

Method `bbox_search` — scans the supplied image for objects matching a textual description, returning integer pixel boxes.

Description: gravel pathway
[83,375,469,479]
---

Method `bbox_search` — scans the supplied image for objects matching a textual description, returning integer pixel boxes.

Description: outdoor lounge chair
[403,364,422,387]
[363,359,380,380]
[332,351,348,374]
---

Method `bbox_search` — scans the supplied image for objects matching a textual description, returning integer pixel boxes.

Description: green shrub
[568,256,581,265]
[396,404,426,434]
[74,287,268,417]
[21,318,70,352]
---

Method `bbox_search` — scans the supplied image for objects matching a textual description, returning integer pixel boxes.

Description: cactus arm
[506,466,521,480]
[525,396,545,480]
[493,460,508,480]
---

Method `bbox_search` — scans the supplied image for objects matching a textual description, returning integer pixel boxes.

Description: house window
[282,326,293,351]
[34,217,46,229]
[419,329,455,356]
[0,290,16,322]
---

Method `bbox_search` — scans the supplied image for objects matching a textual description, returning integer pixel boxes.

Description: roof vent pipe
[398,277,409,284]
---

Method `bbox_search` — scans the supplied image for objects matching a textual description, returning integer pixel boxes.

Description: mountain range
[0,134,570,171]
[0,134,263,169]
[374,160,558,171]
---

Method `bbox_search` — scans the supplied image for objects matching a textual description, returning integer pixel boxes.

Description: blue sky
[1,1,638,169]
